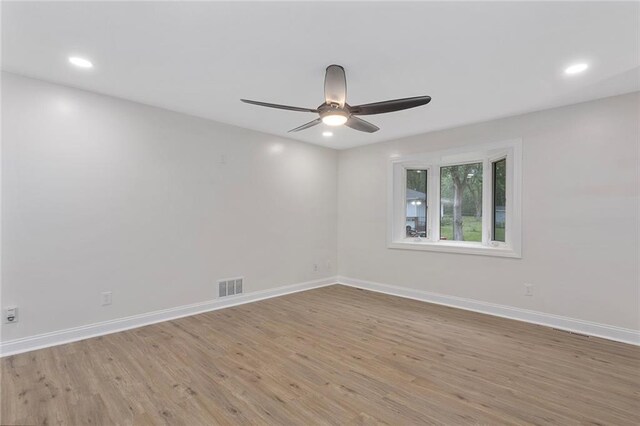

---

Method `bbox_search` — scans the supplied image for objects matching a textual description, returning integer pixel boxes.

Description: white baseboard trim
[0,277,338,357]
[337,276,640,346]
[3,275,637,356]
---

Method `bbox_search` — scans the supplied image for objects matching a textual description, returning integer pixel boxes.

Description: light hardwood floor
[1,285,639,425]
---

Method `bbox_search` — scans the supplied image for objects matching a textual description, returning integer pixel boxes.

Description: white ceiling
[2,1,638,149]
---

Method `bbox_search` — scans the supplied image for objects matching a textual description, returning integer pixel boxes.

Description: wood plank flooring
[2,285,639,425]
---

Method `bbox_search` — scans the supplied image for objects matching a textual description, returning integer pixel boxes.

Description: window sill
[388,239,521,258]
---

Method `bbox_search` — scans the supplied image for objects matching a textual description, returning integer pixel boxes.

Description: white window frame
[388,139,522,258]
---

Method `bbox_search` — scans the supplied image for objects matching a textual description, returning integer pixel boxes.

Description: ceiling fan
[241,65,431,133]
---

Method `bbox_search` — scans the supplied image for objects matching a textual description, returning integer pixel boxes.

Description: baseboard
[0,277,338,357]
[337,276,640,346]
[3,275,637,356]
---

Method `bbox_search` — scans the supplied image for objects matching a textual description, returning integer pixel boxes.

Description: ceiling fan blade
[350,96,431,116]
[345,116,380,133]
[324,65,347,107]
[288,118,322,132]
[241,99,317,113]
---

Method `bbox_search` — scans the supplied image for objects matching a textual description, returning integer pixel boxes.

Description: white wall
[1,73,338,341]
[2,72,638,346]
[338,92,639,330]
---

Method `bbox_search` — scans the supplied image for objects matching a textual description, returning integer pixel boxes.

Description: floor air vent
[552,328,590,338]
[218,277,243,297]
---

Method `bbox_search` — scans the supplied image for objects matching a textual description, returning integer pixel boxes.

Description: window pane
[406,170,427,237]
[493,159,506,242]
[440,163,482,241]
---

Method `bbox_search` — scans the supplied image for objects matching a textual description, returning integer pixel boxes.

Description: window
[439,162,483,242]
[492,158,506,242]
[405,170,427,238]
[388,139,521,257]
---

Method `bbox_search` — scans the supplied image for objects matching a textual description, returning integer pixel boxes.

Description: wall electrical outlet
[4,306,18,324]
[313,263,319,272]
[524,284,534,296]
[101,291,113,306]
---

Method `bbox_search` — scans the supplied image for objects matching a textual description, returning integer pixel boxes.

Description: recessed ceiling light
[564,63,588,75]
[322,131,333,137]
[68,56,93,68]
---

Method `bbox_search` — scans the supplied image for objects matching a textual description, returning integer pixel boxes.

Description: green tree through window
[440,163,483,241]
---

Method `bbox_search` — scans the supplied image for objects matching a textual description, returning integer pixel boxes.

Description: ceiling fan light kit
[241,65,431,134]
[321,111,348,126]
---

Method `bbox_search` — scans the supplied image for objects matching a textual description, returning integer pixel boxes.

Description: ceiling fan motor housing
[319,103,349,117]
